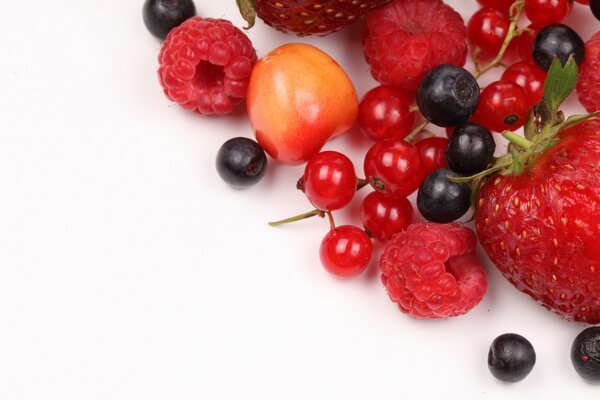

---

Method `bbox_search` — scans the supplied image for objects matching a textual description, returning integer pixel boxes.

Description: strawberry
[476,118,600,323]
[236,0,390,36]
[463,57,600,323]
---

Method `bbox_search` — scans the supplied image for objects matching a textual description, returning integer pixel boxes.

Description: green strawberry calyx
[236,0,256,29]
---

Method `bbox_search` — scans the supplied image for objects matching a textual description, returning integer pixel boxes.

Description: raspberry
[577,32,600,113]
[158,17,257,115]
[379,223,487,318]
[362,0,468,92]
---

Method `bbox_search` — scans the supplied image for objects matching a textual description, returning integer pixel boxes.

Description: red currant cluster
[270,88,451,279]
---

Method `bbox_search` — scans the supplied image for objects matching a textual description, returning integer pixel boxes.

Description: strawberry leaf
[543,56,579,113]
[555,111,600,133]
[236,0,256,29]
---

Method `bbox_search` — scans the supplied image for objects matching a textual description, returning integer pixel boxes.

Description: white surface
[0,1,599,399]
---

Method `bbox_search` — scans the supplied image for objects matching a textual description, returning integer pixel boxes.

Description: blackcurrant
[416,169,471,223]
[416,64,480,128]
[143,0,196,40]
[446,122,496,175]
[488,333,536,383]
[532,24,585,71]
[216,137,267,187]
[592,0,600,21]
[571,327,600,383]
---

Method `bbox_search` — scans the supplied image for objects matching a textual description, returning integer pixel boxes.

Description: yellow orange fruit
[247,43,358,165]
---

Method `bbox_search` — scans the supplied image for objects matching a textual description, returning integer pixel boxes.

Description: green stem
[474,0,525,79]
[449,155,513,183]
[502,130,533,150]
[269,209,324,227]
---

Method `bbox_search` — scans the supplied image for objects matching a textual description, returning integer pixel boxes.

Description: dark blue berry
[591,0,600,22]
[416,64,480,128]
[488,333,536,383]
[143,0,196,40]
[416,169,471,223]
[446,122,496,175]
[571,327,600,383]
[532,24,585,71]
[216,137,267,188]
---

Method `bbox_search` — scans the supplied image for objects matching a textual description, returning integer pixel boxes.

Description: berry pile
[143,0,600,385]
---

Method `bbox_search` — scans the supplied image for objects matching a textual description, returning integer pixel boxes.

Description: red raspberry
[379,223,487,318]
[362,0,468,92]
[577,32,600,113]
[158,17,257,115]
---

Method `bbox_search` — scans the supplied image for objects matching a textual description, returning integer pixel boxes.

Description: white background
[0,0,599,399]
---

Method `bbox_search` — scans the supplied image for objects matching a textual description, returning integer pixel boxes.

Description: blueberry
[216,137,267,187]
[446,122,496,175]
[571,327,600,383]
[488,333,536,383]
[143,0,196,40]
[532,24,585,71]
[416,64,480,128]
[416,169,471,223]
[592,0,600,22]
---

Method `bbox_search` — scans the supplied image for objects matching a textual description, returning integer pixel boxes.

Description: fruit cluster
[142,0,600,384]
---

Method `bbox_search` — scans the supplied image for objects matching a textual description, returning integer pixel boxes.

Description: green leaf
[554,111,600,133]
[542,56,579,113]
[236,0,256,29]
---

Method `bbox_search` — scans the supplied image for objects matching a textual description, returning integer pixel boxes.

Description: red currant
[303,151,356,211]
[477,0,515,12]
[467,8,514,61]
[357,85,418,141]
[414,137,448,176]
[501,61,547,107]
[525,0,572,27]
[360,191,413,242]
[516,24,541,63]
[575,0,589,4]
[320,225,373,278]
[473,81,530,133]
[364,139,426,198]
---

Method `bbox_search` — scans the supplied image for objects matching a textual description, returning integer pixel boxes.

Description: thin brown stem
[269,209,325,227]
[405,120,429,142]
[474,0,525,79]
[326,212,336,230]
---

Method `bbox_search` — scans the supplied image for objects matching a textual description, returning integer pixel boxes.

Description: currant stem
[405,120,429,142]
[357,178,370,190]
[269,178,371,227]
[502,130,534,150]
[474,0,525,79]
[268,209,325,226]
[326,212,336,230]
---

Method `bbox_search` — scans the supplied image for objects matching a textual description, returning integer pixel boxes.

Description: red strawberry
[236,0,391,36]
[476,120,600,323]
